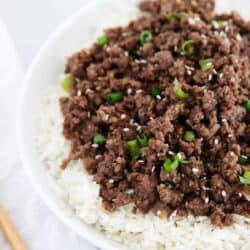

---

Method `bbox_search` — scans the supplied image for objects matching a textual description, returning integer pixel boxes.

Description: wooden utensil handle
[0,206,27,250]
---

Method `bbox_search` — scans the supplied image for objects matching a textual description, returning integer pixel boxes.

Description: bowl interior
[17,0,250,249]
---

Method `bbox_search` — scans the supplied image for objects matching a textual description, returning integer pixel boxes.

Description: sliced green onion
[245,100,250,112]
[140,30,153,45]
[183,131,196,142]
[96,35,108,46]
[188,10,194,17]
[137,134,149,147]
[199,59,214,71]
[93,134,106,145]
[180,39,194,56]
[173,82,189,100]
[212,20,225,29]
[239,171,250,185]
[61,75,75,93]
[238,155,248,165]
[166,12,181,22]
[151,87,161,98]
[106,92,124,105]
[164,181,175,188]
[127,140,140,159]
[163,155,180,173]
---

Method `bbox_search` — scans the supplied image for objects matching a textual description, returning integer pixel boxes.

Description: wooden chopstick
[0,206,26,250]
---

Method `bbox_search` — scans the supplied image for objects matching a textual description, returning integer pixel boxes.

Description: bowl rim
[16,1,126,249]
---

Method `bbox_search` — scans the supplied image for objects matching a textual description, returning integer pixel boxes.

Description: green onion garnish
[61,75,75,93]
[245,100,250,112]
[163,155,180,173]
[239,171,250,185]
[212,20,225,29]
[140,30,153,45]
[151,87,161,98]
[166,12,181,22]
[188,10,194,17]
[199,59,214,71]
[180,39,194,56]
[137,134,149,147]
[238,155,248,165]
[93,134,106,145]
[106,92,124,105]
[183,131,196,142]
[96,35,108,46]
[127,140,141,159]
[173,82,189,100]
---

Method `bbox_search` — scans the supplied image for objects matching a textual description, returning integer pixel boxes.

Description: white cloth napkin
[0,18,97,250]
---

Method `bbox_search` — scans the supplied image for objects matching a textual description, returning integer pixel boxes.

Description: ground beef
[60,0,250,227]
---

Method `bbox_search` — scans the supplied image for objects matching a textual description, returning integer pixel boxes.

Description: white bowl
[16,0,250,249]
[16,0,139,249]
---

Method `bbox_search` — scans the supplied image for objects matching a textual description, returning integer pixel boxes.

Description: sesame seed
[77,90,81,96]
[221,118,227,123]
[168,151,174,156]
[103,114,109,121]
[92,144,99,148]
[208,74,213,81]
[238,192,243,197]
[85,88,91,94]
[126,189,134,194]
[205,197,209,204]
[136,126,142,132]
[138,160,144,164]
[156,95,162,100]
[121,114,126,119]
[152,166,156,172]
[228,134,233,138]
[109,179,114,184]
[188,18,196,25]
[214,138,219,145]
[174,46,178,52]
[139,59,147,64]
[212,69,217,74]
[123,128,130,132]
[95,155,102,159]
[222,190,226,197]
[136,89,143,94]
[87,112,91,118]
[229,151,235,156]
[192,168,199,173]
[219,73,224,79]
[236,33,242,41]
[130,119,134,125]
[187,70,192,76]
[156,210,162,216]
[127,88,133,95]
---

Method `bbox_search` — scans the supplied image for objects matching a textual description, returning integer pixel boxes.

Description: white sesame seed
[205,197,209,204]
[229,151,235,156]
[136,126,142,132]
[87,112,91,118]
[139,59,147,64]
[214,138,219,145]
[187,70,192,76]
[212,69,217,74]
[92,144,99,148]
[238,192,243,197]
[219,73,224,79]
[188,18,196,25]
[123,128,130,132]
[174,46,178,52]
[222,190,226,197]
[208,74,213,81]
[138,160,144,164]
[228,134,233,138]
[77,90,81,96]
[236,33,242,41]
[85,88,92,94]
[95,155,102,159]
[121,114,126,119]
[136,89,143,94]
[103,114,109,121]
[124,51,129,57]
[127,88,133,95]
[130,119,134,125]
[126,189,134,194]
[152,166,156,172]
[192,168,199,173]
[150,117,154,121]
[156,210,162,216]
[156,95,162,100]
[168,151,174,156]
[221,118,227,123]
[109,179,114,184]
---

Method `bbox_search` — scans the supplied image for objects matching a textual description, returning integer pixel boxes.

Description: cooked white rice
[36,2,250,249]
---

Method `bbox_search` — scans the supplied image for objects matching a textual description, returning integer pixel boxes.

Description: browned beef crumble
[60,0,250,227]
